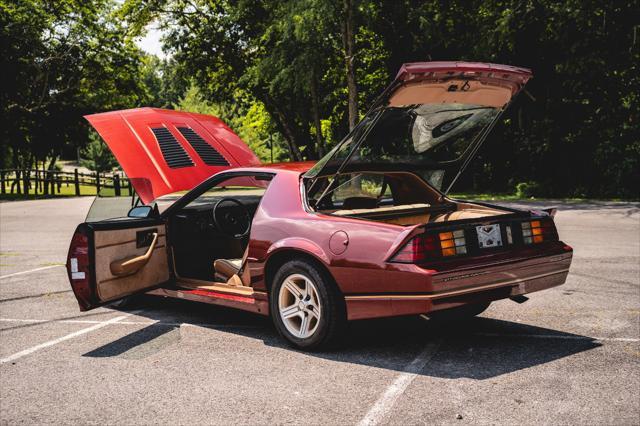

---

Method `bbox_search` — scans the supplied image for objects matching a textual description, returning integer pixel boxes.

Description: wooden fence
[0,169,132,197]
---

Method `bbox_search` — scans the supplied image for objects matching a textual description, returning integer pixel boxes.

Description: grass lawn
[0,183,133,200]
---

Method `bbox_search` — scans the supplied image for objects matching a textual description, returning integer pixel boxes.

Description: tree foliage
[2,0,638,197]
[79,131,118,173]
[0,0,150,170]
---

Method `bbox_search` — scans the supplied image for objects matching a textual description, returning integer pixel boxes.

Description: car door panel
[93,226,169,301]
[67,219,170,311]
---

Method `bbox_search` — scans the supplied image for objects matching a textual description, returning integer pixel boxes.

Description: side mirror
[127,205,153,218]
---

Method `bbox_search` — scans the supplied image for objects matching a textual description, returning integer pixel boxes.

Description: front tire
[270,259,346,350]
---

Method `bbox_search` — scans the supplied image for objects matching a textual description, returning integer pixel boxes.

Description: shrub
[515,181,541,198]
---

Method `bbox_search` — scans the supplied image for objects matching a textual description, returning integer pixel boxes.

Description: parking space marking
[0,317,263,329]
[0,265,63,280]
[0,314,131,364]
[357,339,442,426]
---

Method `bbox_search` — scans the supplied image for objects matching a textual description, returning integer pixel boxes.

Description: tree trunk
[341,0,359,130]
[11,152,21,194]
[310,69,325,158]
[46,155,57,195]
[262,94,303,161]
[42,161,48,195]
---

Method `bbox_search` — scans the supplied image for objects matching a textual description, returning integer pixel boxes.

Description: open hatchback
[67,62,573,351]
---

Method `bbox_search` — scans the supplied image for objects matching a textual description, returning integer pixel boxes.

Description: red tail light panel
[66,225,94,311]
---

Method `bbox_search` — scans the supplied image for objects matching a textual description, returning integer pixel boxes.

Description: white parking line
[358,339,442,426]
[0,318,262,329]
[0,265,63,280]
[0,314,130,364]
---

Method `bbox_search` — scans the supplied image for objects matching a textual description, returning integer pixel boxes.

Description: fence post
[15,170,21,194]
[127,178,132,196]
[23,170,29,195]
[96,171,101,195]
[74,169,80,196]
[0,171,4,194]
[114,173,121,196]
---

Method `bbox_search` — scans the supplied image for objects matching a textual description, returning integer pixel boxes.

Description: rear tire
[270,259,346,350]
[426,301,491,323]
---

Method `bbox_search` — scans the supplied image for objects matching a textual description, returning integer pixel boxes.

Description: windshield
[306,103,500,190]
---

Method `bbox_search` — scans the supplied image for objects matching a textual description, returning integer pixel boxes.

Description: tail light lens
[391,230,467,263]
[521,219,558,244]
[66,227,93,310]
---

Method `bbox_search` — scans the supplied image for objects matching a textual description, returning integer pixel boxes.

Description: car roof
[245,161,316,174]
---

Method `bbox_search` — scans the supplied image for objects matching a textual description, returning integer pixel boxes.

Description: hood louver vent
[177,126,230,166]
[150,127,194,169]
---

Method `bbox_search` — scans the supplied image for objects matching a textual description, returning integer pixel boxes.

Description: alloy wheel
[277,273,322,339]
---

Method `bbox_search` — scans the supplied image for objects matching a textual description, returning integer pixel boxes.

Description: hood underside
[85,108,260,203]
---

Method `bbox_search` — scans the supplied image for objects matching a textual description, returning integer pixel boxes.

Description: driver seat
[214,258,242,281]
[214,246,249,285]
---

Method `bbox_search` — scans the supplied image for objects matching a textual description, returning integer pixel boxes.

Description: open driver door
[67,217,170,311]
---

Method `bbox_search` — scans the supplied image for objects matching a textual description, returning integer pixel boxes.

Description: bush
[515,181,541,198]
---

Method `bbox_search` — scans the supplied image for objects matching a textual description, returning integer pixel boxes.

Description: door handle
[110,232,158,277]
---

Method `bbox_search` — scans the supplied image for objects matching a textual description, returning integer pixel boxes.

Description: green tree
[0,0,150,174]
[79,131,118,173]
[175,84,286,163]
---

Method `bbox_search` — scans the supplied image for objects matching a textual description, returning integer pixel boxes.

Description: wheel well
[264,249,338,293]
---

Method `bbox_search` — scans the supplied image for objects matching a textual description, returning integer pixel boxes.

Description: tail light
[521,219,558,244]
[391,230,467,263]
[66,226,93,310]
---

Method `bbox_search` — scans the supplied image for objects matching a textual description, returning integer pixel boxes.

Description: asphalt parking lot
[1,197,638,425]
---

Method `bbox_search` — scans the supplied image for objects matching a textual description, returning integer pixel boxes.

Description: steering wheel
[212,197,251,239]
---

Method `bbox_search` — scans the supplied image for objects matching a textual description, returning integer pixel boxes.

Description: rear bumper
[344,246,572,320]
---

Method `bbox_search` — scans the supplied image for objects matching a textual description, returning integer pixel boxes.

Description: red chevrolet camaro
[67,61,573,350]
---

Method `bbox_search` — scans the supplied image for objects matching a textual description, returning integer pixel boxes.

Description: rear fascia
[342,209,571,320]
[345,241,572,320]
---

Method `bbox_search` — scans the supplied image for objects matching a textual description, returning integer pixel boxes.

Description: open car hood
[86,108,260,203]
[305,61,532,192]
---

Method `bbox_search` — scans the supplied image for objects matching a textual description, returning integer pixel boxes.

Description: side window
[331,174,392,208]
[185,175,271,208]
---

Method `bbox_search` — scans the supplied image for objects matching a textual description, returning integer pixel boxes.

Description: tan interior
[110,232,159,277]
[94,226,169,301]
[328,201,509,226]
[172,244,252,296]
[431,202,510,222]
[213,258,242,280]
[332,203,431,225]
[177,278,255,295]
[389,80,513,108]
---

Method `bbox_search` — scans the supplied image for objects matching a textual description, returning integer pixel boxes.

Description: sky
[136,25,166,58]
[113,0,167,58]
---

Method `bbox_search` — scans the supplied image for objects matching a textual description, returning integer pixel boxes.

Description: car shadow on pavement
[86,295,601,380]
